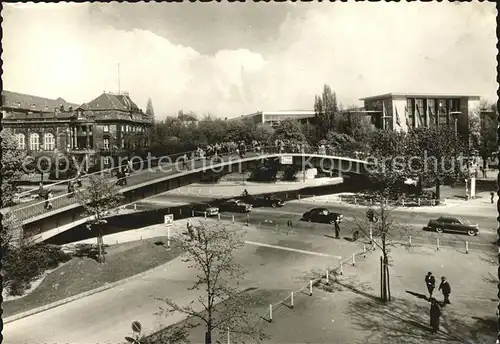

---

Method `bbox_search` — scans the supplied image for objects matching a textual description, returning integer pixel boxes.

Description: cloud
[2,2,496,119]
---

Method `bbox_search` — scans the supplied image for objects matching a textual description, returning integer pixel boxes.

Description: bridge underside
[22,155,368,240]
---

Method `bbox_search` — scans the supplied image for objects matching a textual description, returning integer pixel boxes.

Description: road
[137,193,498,250]
[5,189,496,343]
[4,224,362,344]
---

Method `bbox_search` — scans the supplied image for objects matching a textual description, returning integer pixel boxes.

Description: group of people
[425,272,452,334]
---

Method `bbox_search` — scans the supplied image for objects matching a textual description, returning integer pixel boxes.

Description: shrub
[3,243,73,296]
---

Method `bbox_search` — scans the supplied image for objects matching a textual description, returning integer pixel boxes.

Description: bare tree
[353,199,411,302]
[157,221,267,344]
[75,174,124,262]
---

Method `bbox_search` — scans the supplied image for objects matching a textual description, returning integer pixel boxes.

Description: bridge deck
[6,147,366,225]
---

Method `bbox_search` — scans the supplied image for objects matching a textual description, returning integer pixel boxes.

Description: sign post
[165,214,174,248]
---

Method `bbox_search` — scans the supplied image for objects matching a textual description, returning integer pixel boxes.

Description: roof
[82,92,141,112]
[360,93,482,101]
[1,90,79,112]
[238,110,316,120]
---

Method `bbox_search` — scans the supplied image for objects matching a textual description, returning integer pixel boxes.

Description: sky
[2,2,497,119]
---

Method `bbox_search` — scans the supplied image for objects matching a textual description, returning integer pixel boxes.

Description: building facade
[237,110,316,127]
[360,93,481,138]
[1,90,154,169]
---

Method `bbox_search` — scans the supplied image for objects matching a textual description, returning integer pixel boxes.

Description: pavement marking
[244,240,342,259]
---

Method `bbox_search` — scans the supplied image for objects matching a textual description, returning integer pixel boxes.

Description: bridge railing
[14,145,366,199]
[8,146,366,223]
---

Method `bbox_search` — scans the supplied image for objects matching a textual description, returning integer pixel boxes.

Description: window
[16,133,25,150]
[44,133,55,151]
[103,138,110,150]
[427,99,436,127]
[438,99,448,125]
[30,133,40,151]
[103,125,109,133]
[415,99,425,127]
[406,98,415,128]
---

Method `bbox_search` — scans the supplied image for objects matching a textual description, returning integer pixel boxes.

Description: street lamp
[450,111,461,136]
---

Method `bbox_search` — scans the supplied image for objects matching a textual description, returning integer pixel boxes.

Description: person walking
[438,276,451,305]
[334,220,340,239]
[67,180,75,198]
[429,298,441,334]
[425,272,436,299]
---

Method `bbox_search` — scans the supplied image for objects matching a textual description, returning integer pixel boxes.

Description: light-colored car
[192,203,219,216]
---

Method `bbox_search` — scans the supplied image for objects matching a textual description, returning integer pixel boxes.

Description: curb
[3,250,183,324]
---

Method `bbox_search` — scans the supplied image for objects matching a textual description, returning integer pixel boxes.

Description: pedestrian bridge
[5,147,371,241]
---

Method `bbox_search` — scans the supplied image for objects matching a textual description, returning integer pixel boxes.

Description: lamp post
[450,111,461,137]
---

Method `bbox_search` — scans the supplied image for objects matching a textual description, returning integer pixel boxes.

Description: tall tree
[158,221,266,344]
[314,84,338,140]
[75,175,124,262]
[366,129,409,197]
[477,102,498,172]
[270,119,306,144]
[1,129,27,206]
[146,97,155,118]
[406,126,466,201]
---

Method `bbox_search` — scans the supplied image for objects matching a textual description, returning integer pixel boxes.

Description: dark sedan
[219,199,252,213]
[423,216,479,236]
[302,208,343,224]
[246,195,285,208]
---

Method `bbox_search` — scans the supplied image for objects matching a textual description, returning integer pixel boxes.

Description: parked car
[220,199,252,213]
[302,208,343,224]
[423,216,479,236]
[246,195,285,208]
[192,203,219,216]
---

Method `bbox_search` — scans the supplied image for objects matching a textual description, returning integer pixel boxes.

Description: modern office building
[359,93,481,137]
[1,90,154,168]
[237,110,316,127]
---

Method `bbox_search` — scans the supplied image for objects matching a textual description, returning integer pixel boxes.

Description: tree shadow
[405,290,429,301]
[345,290,495,344]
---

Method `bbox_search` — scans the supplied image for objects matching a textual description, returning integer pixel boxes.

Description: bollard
[204,212,207,219]
[363,245,366,257]
[269,304,273,322]
[290,291,294,308]
[352,253,356,266]
[436,238,440,250]
[402,199,405,207]
[418,198,421,206]
[192,210,195,217]
[354,197,357,205]
[218,213,221,221]
[232,215,235,223]
[309,280,313,296]
[167,227,171,248]
[339,260,343,275]
[298,194,301,202]
[409,236,412,247]
[326,270,329,284]
[465,241,469,254]
[134,203,137,210]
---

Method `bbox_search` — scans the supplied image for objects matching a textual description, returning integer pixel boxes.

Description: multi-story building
[1,90,154,169]
[236,110,316,127]
[359,93,481,137]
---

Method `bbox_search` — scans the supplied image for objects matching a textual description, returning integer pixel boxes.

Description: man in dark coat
[334,220,340,239]
[438,276,451,304]
[429,298,441,334]
[425,272,436,298]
